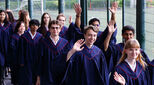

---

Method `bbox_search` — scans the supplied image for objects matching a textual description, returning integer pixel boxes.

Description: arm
[110,2,118,23]
[74,3,82,30]
[66,39,85,61]
[104,20,116,51]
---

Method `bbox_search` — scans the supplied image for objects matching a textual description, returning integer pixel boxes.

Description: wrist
[76,14,81,17]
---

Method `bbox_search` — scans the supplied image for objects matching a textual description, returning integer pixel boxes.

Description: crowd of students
[0,2,153,85]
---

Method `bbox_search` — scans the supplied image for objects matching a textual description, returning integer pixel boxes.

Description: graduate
[109,39,151,85]
[17,10,30,30]
[8,21,25,85]
[0,10,13,84]
[0,13,5,85]
[56,13,69,38]
[69,2,118,48]
[18,19,43,85]
[64,25,109,85]
[104,25,151,72]
[36,20,70,85]
[6,11,16,32]
[37,12,51,37]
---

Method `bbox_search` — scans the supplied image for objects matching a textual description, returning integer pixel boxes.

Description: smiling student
[109,39,151,85]
[64,25,109,85]
[18,19,43,85]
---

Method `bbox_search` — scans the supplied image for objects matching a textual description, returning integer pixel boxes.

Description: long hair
[17,10,29,30]
[6,11,15,23]
[14,21,25,33]
[118,39,146,69]
[40,12,51,28]
[0,10,9,26]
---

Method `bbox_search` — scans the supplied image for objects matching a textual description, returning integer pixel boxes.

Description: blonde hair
[118,39,146,69]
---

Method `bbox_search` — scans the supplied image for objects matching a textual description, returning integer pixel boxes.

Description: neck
[126,58,136,66]
[0,21,4,25]
[85,43,93,49]
[50,35,59,42]
[17,32,24,36]
[30,30,36,35]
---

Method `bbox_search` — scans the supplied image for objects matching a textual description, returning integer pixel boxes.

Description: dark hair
[83,25,99,34]
[40,12,51,28]
[6,11,15,23]
[122,25,135,34]
[89,18,100,25]
[14,21,25,33]
[48,20,60,29]
[29,19,40,27]
[0,10,9,26]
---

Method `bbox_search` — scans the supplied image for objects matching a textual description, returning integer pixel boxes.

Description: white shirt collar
[50,36,59,45]
[1,23,4,26]
[125,59,136,71]
[28,30,37,39]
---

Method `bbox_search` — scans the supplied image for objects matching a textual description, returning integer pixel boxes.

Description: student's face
[84,29,97,46]
[122,30,134,42]
[30,25,39,32]
[43,14,50,24]
[58,16,65,27]
[49,24,60,37]
[0,12,6,22]
[18,23,25,34]
[125,48,140,60]
[92,21,100,29]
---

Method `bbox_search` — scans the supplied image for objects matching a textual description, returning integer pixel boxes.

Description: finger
[80,47,84,50]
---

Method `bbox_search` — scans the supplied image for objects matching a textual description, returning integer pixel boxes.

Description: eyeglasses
[92,24,100,27]
[50,27,59,29]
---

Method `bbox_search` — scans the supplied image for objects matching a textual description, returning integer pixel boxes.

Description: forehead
[85,29,97,34]
[92,21,99,24]
[123,30,134,34]
[44,14,49,17]
[0,12,5,15]
[51,24,60,27]
[58,16,65,20]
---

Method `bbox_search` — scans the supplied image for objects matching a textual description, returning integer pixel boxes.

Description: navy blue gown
[0,23,13,66]
[148,60,154,84]
[109,61,151,85]
[18,31,43,85]
[8,33,20,84]
[40,36,70,85]
[63,44,109,85]
[106,43,151,73]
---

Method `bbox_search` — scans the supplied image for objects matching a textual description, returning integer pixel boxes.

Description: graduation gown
[0,27,5,67]
[106,43,151,73]
[40,36,70,85]
[0,23,13,66]
[8,33,20,84]
[148,60,154,84]
[18,31,43,85]
[37,26,48,37]
[109,61,151,85]
[63,45,109,85]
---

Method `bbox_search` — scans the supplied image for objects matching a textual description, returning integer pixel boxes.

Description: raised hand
[114,72,126,85]
[109,2,118,14]
[74,3,82,16]
[108,20,116,34]
[72,39,85,52]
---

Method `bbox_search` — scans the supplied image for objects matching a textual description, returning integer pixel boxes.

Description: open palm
[114,72,126,85]
[73,39,85,52]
